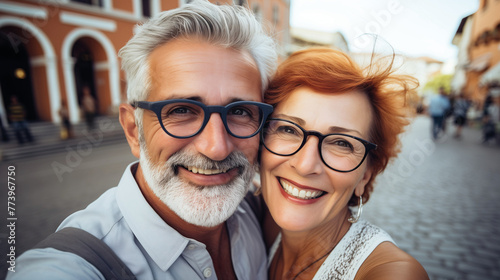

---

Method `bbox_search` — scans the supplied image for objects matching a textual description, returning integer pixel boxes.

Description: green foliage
[423,74,453,94]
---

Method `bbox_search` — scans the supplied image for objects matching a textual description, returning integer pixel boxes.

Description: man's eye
[171,107,190,114]
[229,107,250,116]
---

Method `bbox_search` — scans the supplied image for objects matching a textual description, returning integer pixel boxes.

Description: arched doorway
[72,39,98,116]
[0,17,61,125]
[0,31,37,122]
[62,28,121,123]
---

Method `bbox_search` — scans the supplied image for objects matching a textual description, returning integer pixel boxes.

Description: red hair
[265,47,418,206]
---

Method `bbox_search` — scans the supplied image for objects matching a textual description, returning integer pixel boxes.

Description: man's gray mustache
[161,150,252,176]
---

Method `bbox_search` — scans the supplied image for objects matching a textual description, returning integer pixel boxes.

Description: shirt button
[187,244,196,250]
[203,268,212,278]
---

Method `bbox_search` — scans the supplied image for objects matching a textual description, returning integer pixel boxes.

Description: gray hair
[118,0,277,104]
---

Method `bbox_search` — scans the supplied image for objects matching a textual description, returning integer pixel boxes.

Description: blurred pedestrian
[482,84,500,144]
[59,99,73,139]
[8,95,33,144]
[452,93,470,139]
[81,86,96,130]
[0,115,9,142]
[428,87,451,140]
[466,102,480,127]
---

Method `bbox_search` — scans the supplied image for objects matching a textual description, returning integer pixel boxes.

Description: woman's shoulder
[355,241,429,280]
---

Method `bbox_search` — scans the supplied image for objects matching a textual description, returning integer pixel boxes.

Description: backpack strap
[33,227,136,280]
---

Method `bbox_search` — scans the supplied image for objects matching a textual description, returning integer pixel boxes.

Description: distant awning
[480,62,500,86]
[467,52,492,72]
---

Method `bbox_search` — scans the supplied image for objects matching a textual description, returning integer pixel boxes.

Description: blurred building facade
[350,53,443,96]
[288,27,348,54]
[0,0,290,126]
[452,0,500,102]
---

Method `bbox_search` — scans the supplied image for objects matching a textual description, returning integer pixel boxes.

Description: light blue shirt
[8,162,267,280]
[428,94,451,117]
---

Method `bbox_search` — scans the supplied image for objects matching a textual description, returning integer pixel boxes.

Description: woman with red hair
[258,47,429,279]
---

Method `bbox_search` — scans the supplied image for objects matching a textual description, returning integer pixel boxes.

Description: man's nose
[192,113,235,161]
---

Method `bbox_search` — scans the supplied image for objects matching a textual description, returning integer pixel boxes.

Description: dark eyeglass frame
[133,99,273,139]
[261,118,378,172]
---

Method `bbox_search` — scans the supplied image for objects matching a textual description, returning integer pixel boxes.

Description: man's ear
[119,103,141,158]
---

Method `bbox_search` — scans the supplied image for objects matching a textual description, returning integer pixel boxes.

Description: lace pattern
[312,220,395,280]
[268,220,395,280]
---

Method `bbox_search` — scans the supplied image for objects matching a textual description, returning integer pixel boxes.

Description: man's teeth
[187,166,228,175]
[280,179,324,200]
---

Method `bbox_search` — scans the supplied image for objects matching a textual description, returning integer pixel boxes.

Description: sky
[289,0,479,62]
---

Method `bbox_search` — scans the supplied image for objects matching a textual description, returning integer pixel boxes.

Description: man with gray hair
[8,1,276,279]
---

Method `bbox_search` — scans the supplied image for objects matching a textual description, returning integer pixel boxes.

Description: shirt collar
[115,162,253,273]
[115,162,189,271]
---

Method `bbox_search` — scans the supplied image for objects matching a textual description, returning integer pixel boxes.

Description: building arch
[0,16,61,125]
[62,28,120,123]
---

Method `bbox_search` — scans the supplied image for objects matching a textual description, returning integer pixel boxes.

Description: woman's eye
[277,125,297,134]
[325,137,353,148]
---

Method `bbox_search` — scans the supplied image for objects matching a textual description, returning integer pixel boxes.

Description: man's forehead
[146,39,262,103]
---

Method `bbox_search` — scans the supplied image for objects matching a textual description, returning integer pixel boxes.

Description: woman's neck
[271,209,352,280]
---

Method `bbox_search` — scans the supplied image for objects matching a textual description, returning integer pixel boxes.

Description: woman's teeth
[187,166,228,175]
[280,179,324,200]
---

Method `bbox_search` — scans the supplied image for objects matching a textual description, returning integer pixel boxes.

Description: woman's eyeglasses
[261,118,377,172]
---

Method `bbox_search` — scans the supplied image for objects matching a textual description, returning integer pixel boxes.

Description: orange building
[464,0,500,101]
[0,0,290,126]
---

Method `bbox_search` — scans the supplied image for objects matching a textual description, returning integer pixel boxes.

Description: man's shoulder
[7,248,104,280]
[9,185,140,279]
[58,187,125,239]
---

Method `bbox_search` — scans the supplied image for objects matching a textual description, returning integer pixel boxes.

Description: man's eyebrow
[164,94,202,102]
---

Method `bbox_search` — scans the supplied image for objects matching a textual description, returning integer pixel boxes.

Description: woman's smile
[278,178,326,201]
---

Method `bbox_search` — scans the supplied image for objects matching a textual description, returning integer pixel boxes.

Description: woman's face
[261,87,374,233]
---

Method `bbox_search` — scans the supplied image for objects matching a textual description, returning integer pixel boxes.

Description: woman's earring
[252,178,262,196]
[348,196,363,223]
[253,186,262,196]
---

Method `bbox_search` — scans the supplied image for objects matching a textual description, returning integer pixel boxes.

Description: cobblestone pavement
[1,116,499,279]
[364,116,500,280]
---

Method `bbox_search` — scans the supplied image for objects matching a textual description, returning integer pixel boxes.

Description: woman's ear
[355,166,373,197]
[119,104,141,158]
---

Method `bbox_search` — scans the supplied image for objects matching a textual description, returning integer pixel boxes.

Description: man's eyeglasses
[133,99,273,139]
[261,118,377,172]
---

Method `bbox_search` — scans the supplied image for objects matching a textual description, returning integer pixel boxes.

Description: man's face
[138,38,262,227]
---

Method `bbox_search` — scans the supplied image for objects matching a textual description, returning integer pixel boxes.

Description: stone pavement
[363,116,500,280]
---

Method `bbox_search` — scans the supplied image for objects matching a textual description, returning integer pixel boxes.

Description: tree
[424,74,453,94]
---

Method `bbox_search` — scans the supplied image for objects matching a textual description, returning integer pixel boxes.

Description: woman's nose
[288,136,324,176]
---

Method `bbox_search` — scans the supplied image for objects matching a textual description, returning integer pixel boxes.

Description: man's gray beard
[138,130,256,228]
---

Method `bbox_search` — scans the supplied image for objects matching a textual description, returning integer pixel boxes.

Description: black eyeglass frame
[261,118,378,172]
[133,99,274,139]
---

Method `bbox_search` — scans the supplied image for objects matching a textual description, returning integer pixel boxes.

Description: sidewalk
[0,116,127,161]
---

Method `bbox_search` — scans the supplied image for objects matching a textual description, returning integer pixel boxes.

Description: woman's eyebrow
[328,126,362,136]
[273,113,363,135]
[272,114,305,126]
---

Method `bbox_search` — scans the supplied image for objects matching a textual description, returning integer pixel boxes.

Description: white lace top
[268,220,395,280]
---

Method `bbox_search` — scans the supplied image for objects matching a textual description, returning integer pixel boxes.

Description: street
[364,116,500,280]
[1,115,500,279]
